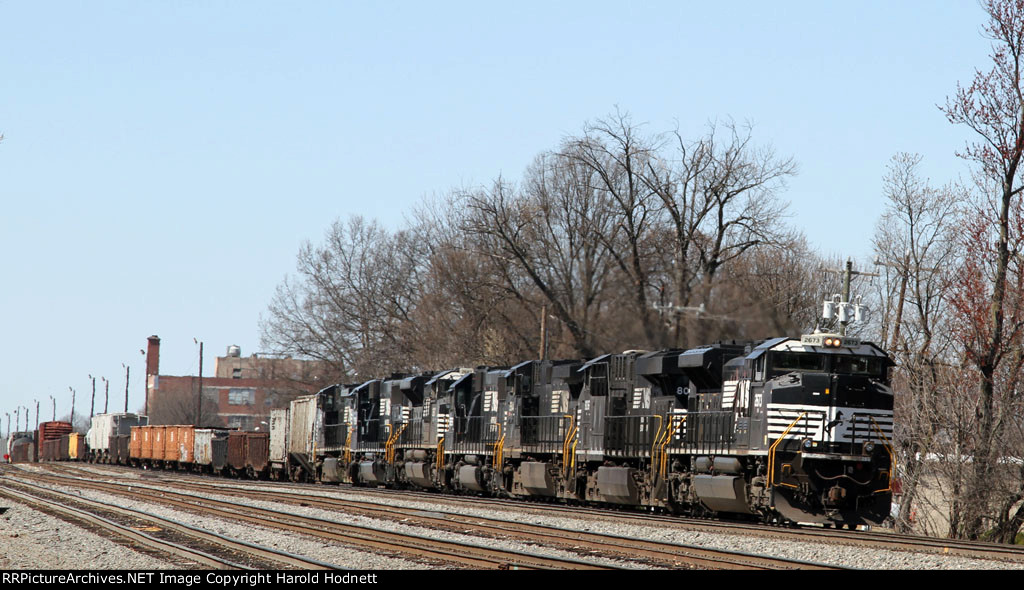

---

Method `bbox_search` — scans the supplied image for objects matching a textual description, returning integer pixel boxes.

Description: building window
[232,368,242,379]
[228,388,255,406]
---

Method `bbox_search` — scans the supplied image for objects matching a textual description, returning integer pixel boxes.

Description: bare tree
[871,153,960,535]
[940,0,1024,542]
[873,153,959,361]
[146,381,223,428]
[643,120,797,346]
[260,216,423,380]
[405,193,540,367]
[461,161,618,358]
[724,235,827,337]
[561,111,668,348]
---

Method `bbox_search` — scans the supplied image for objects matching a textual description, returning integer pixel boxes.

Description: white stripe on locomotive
[767,403,893,443]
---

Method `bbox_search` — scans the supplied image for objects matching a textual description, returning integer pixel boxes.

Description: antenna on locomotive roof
[820,259,877,336]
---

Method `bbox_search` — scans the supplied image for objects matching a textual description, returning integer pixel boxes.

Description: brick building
[144,335,332,430]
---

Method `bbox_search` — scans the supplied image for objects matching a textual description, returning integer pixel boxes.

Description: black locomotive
[275,331,895,528]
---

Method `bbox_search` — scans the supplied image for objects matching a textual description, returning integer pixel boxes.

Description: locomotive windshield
[768,351,887,379]
[771,352,827,373]
[832,355,887,378]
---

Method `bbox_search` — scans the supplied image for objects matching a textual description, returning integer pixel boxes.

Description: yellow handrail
[562,414,576,479]
[868,416,895,493]
[384,427,394,463]
[767,412,807,490]
[385,423,407,463]
[435,435,445,481]
[659,416,685,481]
[492,424,504,471]
[649,415,665,481]
[569,433,579,476]
[343,426,353,465]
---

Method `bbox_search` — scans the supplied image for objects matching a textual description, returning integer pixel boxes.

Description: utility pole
[821,259,878,336]
[655,302,706,347]
[123,363,130,413]
[49,395,55,421]
[101,376,109,413]
[89,375,96,419]
[141,346,148,416]
[68,387,76,430]
[539,305,547,360]
[195,339,204,427]
[34,400,39,432]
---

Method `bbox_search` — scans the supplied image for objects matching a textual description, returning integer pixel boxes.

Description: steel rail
[92,473,842,569]
[38,462,1024,564]
[0,484,249,569]
[6,469,617,570]
[0,477,344,570]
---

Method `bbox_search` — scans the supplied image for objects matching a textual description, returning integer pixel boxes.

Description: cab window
[769,352,827,375]
[832,355,885,378]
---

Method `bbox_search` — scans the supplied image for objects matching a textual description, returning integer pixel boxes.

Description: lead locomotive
[275,331,894,528]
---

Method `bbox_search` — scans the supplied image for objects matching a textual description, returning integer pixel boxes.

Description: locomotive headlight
[864,442,876,453]
[824,338,834,347]
[803,439,813,450]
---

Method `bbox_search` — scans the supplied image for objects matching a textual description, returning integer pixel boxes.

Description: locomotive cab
[749,333,895,526]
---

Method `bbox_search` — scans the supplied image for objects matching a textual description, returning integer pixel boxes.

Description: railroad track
[48,462,1024,566]
[4,467,619,570]
[7,465,841,570]
[0,478,343,570]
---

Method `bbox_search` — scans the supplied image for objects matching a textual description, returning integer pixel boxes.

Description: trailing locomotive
[276,331,895,528]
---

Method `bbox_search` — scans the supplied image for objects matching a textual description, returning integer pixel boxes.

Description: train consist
[9,331,896,528]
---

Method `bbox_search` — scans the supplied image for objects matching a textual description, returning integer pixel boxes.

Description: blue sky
[0,1,992,427]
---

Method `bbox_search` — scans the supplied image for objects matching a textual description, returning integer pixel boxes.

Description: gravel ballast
[0,499,177,570]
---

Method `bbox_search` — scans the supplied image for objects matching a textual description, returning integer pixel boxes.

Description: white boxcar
[86,413,148,460]
[194,428,229,468]
[287,394,322,457]
[269,408,289,464]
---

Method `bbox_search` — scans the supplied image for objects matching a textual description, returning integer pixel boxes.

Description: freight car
[38,421,73,462]
[120,424,266,478]
[277,331,894,528]
[85,413,148,463]
[7,432,35,463]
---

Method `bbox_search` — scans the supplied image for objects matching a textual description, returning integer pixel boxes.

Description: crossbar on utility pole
[820,259,879,336]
